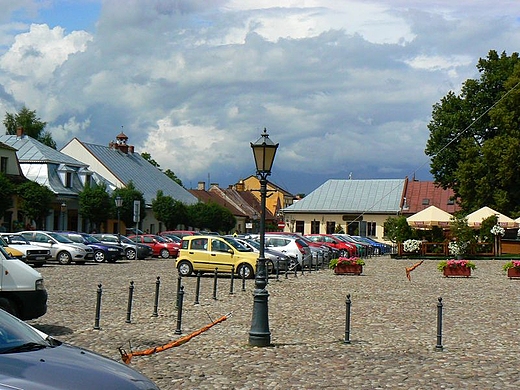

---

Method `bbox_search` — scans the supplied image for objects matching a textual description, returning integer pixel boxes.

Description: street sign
[133,200,140,223]
[277,222,285,229]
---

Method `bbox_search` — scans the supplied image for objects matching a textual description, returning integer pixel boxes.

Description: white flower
[490,224,505,237]
[448,241,468,256]
[403,239,422,252]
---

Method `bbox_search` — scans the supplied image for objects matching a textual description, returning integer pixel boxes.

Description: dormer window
[0,157,7,173]
[65,172,72,187]
[447,198,455,205]
[422,198,430,205]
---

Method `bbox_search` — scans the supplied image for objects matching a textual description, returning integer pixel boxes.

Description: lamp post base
[248,288,271,347]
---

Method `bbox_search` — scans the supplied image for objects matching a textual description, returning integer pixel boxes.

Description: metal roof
[79,141,198,205]
[0,135,86,166]
[283,179,405,214]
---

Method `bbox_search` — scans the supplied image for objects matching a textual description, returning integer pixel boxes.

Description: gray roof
[0,135,90,196]
[78,141,198,205]
[0,135,86,166]
[283,179,405,214]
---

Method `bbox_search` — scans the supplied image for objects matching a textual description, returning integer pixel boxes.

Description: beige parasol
[465,206,517,228]
[406,205,453,228]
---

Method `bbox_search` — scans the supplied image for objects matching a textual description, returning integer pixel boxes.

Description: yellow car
[0,237,24,260]
[176,235,258,278]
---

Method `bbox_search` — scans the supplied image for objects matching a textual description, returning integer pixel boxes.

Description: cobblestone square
[29,257,520,389]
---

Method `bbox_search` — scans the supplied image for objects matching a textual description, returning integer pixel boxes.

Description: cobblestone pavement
[28,256,520,389]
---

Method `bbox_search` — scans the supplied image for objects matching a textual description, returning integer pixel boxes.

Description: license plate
[35,257,45,260]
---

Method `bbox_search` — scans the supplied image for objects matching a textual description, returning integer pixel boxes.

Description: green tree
[383,215,414,243]
[186,202,236,233]
[152,190,188,230]
[141,152,160,167]
[0,173,15,219]
[112,182,146,228]
[449,215,476,256]
[425,50,520,215]
[78,182,111,231]
[16,181,54,229]
[164,168,183,187]
[3,107,57,149]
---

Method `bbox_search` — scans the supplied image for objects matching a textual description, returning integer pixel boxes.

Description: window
[65,172,72,188]
[0,157,7,173]
[310,220,320,234]
[326,221,335,234]
[447,198,455,205]
[422,198,430,205]
[295,221,304,234]
[367,222,376,237]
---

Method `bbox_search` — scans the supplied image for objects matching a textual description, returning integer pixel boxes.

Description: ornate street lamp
[249,128,278,347]
[115,196,123,244]
[60,202,67,230]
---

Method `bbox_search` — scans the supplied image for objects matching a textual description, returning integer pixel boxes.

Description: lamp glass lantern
[60,202,67,230]
[248,128,278,347]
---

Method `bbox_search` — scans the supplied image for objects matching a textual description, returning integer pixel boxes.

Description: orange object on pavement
[119,313,230,364]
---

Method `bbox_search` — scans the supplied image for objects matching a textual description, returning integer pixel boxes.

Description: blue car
[59,232,124,263]
[0,308,159,389]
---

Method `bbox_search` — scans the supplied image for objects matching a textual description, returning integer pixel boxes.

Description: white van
[0,246,47,320]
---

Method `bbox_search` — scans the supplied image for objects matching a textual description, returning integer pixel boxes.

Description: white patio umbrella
[406,205,453,228]
[465,206,517,228]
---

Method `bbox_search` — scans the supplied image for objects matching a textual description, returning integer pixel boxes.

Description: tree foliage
[0,173,15,218]
[152,190,188,230]
[425,50,520,215]
[3,107,57,149]
[383,215,414,243]
[112,182,146,228]
[186,202,236,233]
[141,151,183,187]
[78,182,112,230]
[17,181,54,228]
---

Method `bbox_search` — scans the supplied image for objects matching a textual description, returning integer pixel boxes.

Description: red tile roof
[403,180,460,215]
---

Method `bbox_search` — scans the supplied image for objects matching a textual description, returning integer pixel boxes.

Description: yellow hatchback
[176,235,258,278]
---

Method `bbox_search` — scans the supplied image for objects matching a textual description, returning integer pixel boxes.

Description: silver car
[233,237,297,272]
[19,231,94,265]
[262,234,312,269]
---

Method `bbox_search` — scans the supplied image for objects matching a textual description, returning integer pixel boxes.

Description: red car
[128,234,179,258]
[304,234,358,257]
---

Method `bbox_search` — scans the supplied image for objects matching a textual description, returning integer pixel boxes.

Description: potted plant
[402,239,422,254]
[329,256,365,275]
[503,260,520,278]
[438,259,476,277]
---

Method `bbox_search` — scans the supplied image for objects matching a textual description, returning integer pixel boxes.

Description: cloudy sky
[1,1,519,195]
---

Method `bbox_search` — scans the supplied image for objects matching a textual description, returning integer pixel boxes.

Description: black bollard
[276,259,280,281]
[152,276,160,317]
[213,268,218,300]
[294,262,298,277]
[436,297,443,350]
[174,286,184,335]
[175,275,182,309]
[344,294,351,344]
[126,281,134,323]
[229,265,235,295]
[241,269,246,291]
[194,271,201,305]
[94,283,102,330]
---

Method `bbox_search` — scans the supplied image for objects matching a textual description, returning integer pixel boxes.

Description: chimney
[128,145,134,154]
[210,183,219,189]
[197,181,205,191]
[114,132,129,154]
[16,127,24,137]
[235,180,245,192]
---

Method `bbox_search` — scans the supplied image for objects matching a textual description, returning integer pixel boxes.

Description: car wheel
[57,251,72,265]
[160,248,170,259]
[125,248,137,260]
[177,260,193,277]
[0,298,19,318]
[237,263,254,279]
[94,250,106,263]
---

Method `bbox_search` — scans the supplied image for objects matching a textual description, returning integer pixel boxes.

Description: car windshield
[245,239,260,250]
[0,310,52,354]
[47,232,74,243]
[222,237,252,252]
[5,235,30,245]
[154,236,167,243]
[82,235,101,243]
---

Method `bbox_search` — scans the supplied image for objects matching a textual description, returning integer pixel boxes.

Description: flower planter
[334,264,363,275]
[507,267,520,279]
[443,266,471,277]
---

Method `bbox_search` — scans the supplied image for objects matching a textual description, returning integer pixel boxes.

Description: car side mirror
[227,249,234,254]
